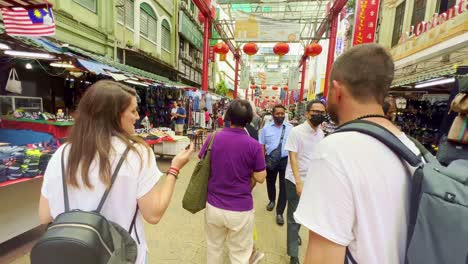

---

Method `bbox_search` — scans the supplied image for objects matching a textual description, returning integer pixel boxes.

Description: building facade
[178,0,203,87]
[48,0,188,84]
[377,0,468,86]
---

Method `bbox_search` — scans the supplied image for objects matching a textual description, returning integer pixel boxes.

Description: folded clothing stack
[0,141,59,183]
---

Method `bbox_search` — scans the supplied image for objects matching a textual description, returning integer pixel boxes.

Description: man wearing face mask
[284,100,326,264]
[259,105,293,226]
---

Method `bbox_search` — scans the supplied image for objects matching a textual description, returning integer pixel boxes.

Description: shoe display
[266,201,275,211]
[276,214,284,226]
[0,140,57,184]
[290,256,300,264]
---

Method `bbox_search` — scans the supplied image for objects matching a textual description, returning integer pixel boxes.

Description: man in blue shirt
[259,104,292,225]
[175,101,186,135]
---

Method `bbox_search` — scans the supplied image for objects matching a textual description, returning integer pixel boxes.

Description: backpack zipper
[48,224,112,255]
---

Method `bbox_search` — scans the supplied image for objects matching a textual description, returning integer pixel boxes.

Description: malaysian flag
[1,6,55,36]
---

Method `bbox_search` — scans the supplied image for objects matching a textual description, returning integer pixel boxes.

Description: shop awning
[392,65,460,88]
[0,0,52,8]
[76,59,119,75]
[67,46,178,85]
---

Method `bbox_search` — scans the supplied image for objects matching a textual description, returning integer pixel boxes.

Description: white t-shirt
[263,114,273,127]
[41,137,162,264]
[294,132,420,264]
[284,122,324,185]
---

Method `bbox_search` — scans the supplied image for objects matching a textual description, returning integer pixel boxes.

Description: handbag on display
[450,93,468,114]
[5,68,22,94]
[447,114,468,143]
[182,132,217,214]
[265,125,285,170]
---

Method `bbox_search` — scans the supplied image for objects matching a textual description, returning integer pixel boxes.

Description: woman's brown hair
[66,80,150,189]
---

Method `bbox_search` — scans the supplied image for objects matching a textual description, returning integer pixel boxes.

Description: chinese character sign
[352,0,380,46]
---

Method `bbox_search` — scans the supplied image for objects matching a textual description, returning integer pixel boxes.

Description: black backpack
[31,145,140,264]
[337,120,468,264]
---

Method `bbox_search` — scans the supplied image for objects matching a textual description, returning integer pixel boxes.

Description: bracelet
[169,167,180,173]
[167,171,178,179]
[168,168,179,175]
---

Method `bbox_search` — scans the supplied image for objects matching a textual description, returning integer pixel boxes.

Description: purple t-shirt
[199,128,266,212]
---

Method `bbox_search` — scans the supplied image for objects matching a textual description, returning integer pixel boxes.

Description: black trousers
[286,179,301,257]
[266,157,288,215]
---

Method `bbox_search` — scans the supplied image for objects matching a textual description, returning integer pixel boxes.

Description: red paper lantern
[250,84,257,90]
[272,96,276,99]
[261,85,267,90]
[305,43,323,57]
[272,85,279,91]
[213,43,229,54]
[265,96,269,99]
[273,42,289,57]
[243,43,258,56]
[283,85,288,91]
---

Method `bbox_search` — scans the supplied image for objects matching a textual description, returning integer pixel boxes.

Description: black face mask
[273,116,285,124]
[310,114,326,127]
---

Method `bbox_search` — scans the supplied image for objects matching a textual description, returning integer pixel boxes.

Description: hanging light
[261,85,267,90]
[25,63,32,70]
[273,42,289,57]
[243,43,258,56]
[4,50,55,60]
[305,43,323,57]
[272,85,279,91]
[250,84,257,90]
[283,85,288,91]
[213,42,229,54]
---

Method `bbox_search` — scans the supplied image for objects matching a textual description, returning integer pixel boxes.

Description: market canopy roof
[0,0,52,8]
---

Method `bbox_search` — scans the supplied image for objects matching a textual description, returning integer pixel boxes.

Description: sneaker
[276,214,284,226]
[249,250,265,264]
[266,201,275,211]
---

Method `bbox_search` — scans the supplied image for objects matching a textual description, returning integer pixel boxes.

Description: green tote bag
[182,132,217,214]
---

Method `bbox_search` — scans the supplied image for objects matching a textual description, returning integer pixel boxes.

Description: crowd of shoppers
[37,43,419,264]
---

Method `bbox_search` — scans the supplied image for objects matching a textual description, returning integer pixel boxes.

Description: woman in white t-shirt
[38,80,194,264]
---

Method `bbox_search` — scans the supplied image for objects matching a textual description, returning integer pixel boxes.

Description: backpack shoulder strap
[61,144,70,212]
[96,146,132,213]
[334,120,422,167]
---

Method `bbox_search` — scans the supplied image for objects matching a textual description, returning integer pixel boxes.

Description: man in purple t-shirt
[199,99,267,264]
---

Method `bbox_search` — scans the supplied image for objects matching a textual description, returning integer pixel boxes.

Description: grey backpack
[31,146,139,264]
[337,120,468,264]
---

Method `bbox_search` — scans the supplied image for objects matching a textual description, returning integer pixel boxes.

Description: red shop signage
[352,0,381,46]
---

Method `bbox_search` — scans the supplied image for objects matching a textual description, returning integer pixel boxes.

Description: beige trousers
[205,203,254,264]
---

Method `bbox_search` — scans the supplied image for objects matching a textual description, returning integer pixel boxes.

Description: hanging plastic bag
[5,68,22,94]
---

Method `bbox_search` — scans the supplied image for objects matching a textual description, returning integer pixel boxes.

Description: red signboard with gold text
[352,0,380,46]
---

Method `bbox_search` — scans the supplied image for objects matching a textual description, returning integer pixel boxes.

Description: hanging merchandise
[5,68,22,94]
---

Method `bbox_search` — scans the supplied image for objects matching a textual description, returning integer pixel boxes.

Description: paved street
[1,155,309,264]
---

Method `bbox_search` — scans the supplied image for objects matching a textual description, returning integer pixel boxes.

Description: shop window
[161,20,171,51]
[74,0,97,13]
[190,1,195,14]
[391,1,405,47]
[180,38,186,57]
[140,3,157,43]
[411,0,426,27]
[437,0,457,13]
[117,0,135,29]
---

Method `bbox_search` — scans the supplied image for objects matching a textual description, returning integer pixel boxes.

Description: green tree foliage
[215,80,229,96]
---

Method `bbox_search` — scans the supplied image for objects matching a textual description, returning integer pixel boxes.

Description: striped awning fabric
[0,0,52,8]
